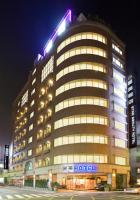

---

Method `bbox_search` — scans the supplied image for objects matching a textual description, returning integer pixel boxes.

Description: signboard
[63,163,97,173]
[4,145,9,169]
[128,75,137,148]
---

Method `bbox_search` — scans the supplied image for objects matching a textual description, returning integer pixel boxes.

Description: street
[0,187,140,200]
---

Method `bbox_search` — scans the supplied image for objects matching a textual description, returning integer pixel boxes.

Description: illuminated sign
[4,145,9,169]
[74,164,97,173]
[63,163,97,173]
[44,9,72,55]
[128,75,137,148]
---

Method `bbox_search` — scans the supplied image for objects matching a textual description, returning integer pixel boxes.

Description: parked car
[95,183,105,191]
[124,185,140,194]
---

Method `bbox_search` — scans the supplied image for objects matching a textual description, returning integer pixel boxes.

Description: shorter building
[130,121,140,184]
[0,145,5,173]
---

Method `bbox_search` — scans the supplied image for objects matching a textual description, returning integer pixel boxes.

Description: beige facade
[9,13,130,190]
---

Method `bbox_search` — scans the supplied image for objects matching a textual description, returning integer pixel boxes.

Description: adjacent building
[9,10,130,189]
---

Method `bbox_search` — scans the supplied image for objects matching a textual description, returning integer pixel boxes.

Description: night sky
[0,0,140,144]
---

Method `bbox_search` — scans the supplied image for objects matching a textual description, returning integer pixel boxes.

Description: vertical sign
[128,75,137,148]
[4,145,9,169]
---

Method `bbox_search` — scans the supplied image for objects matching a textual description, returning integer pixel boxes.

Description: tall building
[0,145,4,173]
[9,10,130,189]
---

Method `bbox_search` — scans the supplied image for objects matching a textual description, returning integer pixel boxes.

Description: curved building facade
[10,11,130,190]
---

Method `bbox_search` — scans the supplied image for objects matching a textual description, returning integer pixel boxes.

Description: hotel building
[9,10,130,190]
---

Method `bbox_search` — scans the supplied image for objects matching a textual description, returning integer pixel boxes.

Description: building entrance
[66,174,107,190]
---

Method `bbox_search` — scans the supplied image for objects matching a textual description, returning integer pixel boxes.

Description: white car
[124,186,140,194]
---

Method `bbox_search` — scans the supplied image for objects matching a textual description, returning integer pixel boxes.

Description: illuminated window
[28,136,33,144]
[54,134,108,147]
[36,144,43,154]
[114,87,125,99]
[54,154,107,164]
[113,103,125,115]
[113,56,123,69]
[37,115,44,125]
[128,86,133,92]
[40,88,46,96]
[57,46,107,66]
[57,32,107,53]
[32,68,36,75]
[55,96,108,112]
[31,88,35,96]
[30,100,35,107]
[29,124,33,131]
[56,62,106,80]
[32,78,36,85]
[28,149,32,156]
[30,112,34,119]
[44,141,51,151]
[37,129,43,140]
[56,79,107,96]
[21,90,28,107]
[137,168,140,173]
[37,159,42,168]
[114,120,126,132]
[39,101,45,110]
[48,94,53,101]
[113,69,125,83]
[115,138,126,148]
[128,92,133,98]
[115,156,126,165]
[41,56,54,82]
[112,43,122,55]
[128,79,132,86]
[47,109,52,117]
[54,115,108,129]
[48,79,54,87]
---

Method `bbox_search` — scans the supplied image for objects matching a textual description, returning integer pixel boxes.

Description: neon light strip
[44,9,72,55]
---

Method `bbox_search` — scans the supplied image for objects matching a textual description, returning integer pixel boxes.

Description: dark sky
[0,0,140,144]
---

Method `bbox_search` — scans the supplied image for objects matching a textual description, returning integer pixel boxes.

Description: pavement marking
[30,194,42,197]
[6,195,14,199]
[14,195,24,199]
[22,194,33,198]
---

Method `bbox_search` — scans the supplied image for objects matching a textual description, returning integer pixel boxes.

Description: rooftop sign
[44,9,72,55]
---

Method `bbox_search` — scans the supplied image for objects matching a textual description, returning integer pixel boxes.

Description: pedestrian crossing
[0,193,140,200]
[0,192,76,200]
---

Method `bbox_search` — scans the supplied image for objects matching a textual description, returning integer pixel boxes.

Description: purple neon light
[44,9,72,55]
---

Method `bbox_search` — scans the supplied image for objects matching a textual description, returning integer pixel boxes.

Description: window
[114,87,125,99]
[28,136,33,144]
[37,115,44,125]
[28,149,32,156]
[115,156,126,165]
[37,129,43,140]
[55,96,108,112]
[113,69,125,83]
[113,103,125,115]
[112,56,123,69]
[29,124,33,131]
[32,68,36,75]
[54,134,108,147]
[115,138,126,148]
[56,79,107,96]
[21,91,28,107]
[114,120,126,132]
[32,78,36,85]
[41,56,54,82]
[128,86,133,92]
[128,92,133,98]
[57,32,107,53]
[30,100,35,107]
[57,46,107,66]
[54,154,107,164]
[48,94,53,101]
[54,115,108,129]
[112,43,122,55]
[56,62,106,80]
[31,88,35,96]
[30,112,34,119]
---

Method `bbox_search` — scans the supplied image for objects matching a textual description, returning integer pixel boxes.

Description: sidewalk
[5,186,55,193]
